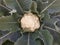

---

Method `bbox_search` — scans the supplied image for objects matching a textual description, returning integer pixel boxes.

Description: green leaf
[34,0,48,13]
[49,0,60,9]
[14,30,53,45]
[30,1,37,13]
[42,11,51,22]
[15,0,32,14]
[38,30,53,45]
[3,0,15,9]
[14,33,37,45]
[31,31,44,45]
[53,33,60,45]
[4,0,32,14]
[14,32,44,45]
[3,0,23,14]
[31,30,53,45]
[0,15,19,32]
[0,11,4,17]
[17,0,32,11]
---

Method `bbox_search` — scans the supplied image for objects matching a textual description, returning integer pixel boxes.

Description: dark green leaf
[2,40,14,45]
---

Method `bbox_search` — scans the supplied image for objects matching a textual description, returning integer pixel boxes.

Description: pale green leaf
[0,15,19,32]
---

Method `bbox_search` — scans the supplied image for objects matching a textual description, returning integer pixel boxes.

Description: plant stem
[0,32,12,39]
[27,33,30,45]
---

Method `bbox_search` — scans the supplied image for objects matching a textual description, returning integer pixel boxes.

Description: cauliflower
[20,12,40,32]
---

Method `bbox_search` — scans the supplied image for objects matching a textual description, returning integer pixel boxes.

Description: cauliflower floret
[20,12,40,32]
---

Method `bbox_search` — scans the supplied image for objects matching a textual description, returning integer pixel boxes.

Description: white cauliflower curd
[20,12,40,32]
